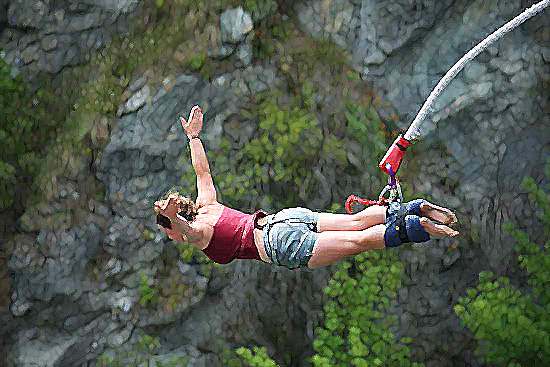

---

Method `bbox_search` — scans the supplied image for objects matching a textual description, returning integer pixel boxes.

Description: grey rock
[208,43,236,60]
[442,248,460,268]
[121,271,141,288]
[137,243,159,263]
[118,86,151,116]
[11,296,33,316]
[220,7,253,43]
[510,70,532,88]
[64,46,79,65]
[48,49,67,73]
[364,48,386,65]
[472,81,493,99]
[104,257,123,277]
[127,76,148,94]
[54,9,65,25]
[7,0,49,28]
[41,34,58,51]
[21,43,40,64]
[236,41,253,66]
[463,61,487,82]
[149,351,192,367]
[80,0,138,13]
[66,13,101,33]
[106,324,133,348]
[490,58,523,75]
[7,328,77,367]
[177,261,196,276]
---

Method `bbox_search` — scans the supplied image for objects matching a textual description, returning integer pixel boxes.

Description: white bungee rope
[404,0,550,141]
[359,0,550,211]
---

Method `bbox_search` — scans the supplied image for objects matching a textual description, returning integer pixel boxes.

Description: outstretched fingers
[189,105,203,124]
[180,105,203,138]
[419,217,459,237]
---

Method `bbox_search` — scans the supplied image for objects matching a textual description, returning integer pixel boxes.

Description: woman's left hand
[180,105,203,139]
[154,194,180,218]
[154,195,191,244]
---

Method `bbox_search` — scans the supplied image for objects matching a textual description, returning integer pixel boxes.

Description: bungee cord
[347,0,550,213]
[404,0,550,141]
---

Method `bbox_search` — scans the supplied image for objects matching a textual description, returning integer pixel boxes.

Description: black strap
[254,212,269,230]
[395,205,410,243]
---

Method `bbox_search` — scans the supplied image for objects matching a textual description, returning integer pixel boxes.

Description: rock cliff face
[2,0,549,366]
[1,0,136,78]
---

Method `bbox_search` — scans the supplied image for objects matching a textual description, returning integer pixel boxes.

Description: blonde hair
[156,187,198,222]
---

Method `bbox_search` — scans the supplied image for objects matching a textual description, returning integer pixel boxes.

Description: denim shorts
[262,207,319,269]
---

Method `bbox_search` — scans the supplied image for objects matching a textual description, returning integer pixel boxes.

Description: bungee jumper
[154,0,549,269]
[154,106,458,270]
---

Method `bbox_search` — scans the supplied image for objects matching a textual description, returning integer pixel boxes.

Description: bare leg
[308,218,459,269]
[307,225,386,269]
[317,205,386,232]
[317,200,458,233]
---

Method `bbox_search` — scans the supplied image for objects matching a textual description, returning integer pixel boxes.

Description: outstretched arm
[181,106,217,206]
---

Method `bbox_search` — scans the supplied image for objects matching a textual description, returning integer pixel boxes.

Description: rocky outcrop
[0,0,137,78]
[207,6,256,66]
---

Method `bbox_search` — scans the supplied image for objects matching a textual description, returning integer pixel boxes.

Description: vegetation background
[1,0,549,366]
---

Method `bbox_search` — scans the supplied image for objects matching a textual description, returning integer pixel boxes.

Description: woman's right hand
[180,105,203,139]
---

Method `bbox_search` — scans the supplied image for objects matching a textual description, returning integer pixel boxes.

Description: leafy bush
[0,50,75,219]
[138,272,160,308]
[235,346,279,366]
[215,90,342,210]
[312,251,421,366]
[96,332,191,366]
[454,161,550,365]
[0,55,38,210]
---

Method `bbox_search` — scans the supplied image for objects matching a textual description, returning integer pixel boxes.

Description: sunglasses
[156,213,172,229]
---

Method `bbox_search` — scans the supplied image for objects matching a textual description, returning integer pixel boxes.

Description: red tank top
[202,206,267,264]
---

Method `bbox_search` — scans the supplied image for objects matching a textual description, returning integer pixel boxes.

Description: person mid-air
[154,106,459,270]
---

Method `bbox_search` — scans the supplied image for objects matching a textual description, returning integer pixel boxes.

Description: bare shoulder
[196,202,224,223]
[187,202,224,250]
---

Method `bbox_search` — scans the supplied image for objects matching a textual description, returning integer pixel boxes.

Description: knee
[349,213,365,231]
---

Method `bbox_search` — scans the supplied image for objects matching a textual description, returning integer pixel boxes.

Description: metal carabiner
[378,164,403,204]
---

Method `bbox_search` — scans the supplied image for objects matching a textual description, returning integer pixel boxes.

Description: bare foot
[420,201,457,225]
[419,217,459,237]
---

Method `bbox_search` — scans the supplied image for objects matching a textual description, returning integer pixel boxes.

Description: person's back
[203,206,267,264]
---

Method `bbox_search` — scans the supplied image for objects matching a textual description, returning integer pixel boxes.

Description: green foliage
[138,272,160,308]
[244,0,278,22]
[344,102,386,166]
[0,53,55,212]
[454,161,550,365]
[312,251,420,366]
[235,347,279,366]
[222,345,279,367]
[175,239,218,276]
[96,332,191,366]
[216,90,343,209]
